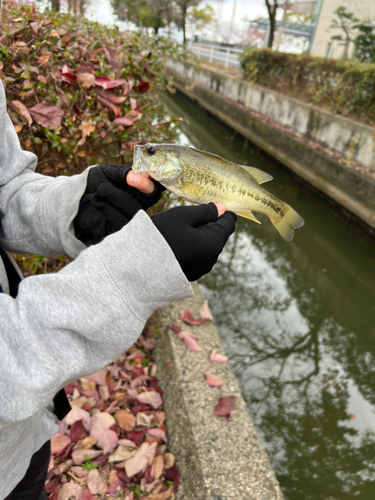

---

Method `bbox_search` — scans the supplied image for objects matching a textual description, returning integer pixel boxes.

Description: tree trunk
[51,0,60,12]
[265,0,277,49]
[268,16,275,47]
[182,5,187,45]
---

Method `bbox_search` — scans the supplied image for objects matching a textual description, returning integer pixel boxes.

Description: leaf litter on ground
[46,324,178,499]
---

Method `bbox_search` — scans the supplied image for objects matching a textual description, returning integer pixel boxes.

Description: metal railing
[188,42,244,68]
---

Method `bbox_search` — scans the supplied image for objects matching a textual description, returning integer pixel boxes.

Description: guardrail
[188,42,243,68]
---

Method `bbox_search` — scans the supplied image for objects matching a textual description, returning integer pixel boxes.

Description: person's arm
[0,210,194,426]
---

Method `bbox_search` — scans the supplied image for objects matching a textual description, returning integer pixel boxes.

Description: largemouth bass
[133,143,304,241]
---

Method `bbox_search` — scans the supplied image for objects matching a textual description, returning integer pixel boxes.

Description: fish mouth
[132,146,147,175]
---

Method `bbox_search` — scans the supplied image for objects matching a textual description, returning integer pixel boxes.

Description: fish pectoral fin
[236,210,261,224]
[240,165,273,184]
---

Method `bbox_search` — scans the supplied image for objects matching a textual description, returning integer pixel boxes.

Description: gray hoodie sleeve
[0,81,87,258]
[0,209,194,426]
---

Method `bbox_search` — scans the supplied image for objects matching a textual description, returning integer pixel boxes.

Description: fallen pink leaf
[147,428,167,442]
[71,449,103,465]
[66,406,91,430]
[178,331,202,351]
[87,468,104,494]
[137,390,162,409]
[210,349,228,363]
[50,433,71,454]
[199,300,213,321]
[127,349,146,360]
[58,481,82,500]
[118,438,137,448]
[124,442,152,477]
[85,369,108,386]
[205,373,224,387]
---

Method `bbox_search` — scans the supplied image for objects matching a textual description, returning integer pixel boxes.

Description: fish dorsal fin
[189,148,234,166]
[189,147,274,184]
[237,210,261,224]
[240,166,273,184]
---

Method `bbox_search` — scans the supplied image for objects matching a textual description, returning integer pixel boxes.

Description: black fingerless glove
[151,203,236,282]
[74,164,165,245]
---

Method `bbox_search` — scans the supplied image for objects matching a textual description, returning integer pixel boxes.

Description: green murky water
[163,91,375,500]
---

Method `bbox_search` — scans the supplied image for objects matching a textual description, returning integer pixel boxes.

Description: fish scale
[132,143,304,241]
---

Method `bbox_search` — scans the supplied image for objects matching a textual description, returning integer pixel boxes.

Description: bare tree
[264,0,280,49]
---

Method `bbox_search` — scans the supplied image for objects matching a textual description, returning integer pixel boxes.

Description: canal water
[163,91,375,500]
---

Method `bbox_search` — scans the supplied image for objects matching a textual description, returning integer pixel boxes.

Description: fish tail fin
[271,204,304,242]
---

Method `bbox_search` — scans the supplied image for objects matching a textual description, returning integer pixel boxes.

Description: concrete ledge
[153,283,283,500]
[166,70,375,230]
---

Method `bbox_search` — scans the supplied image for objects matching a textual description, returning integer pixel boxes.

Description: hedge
[240,49,375,125]
[0,1,185,178]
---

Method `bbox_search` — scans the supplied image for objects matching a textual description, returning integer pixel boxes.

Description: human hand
[74,164,165,245]
[151,203,236,282]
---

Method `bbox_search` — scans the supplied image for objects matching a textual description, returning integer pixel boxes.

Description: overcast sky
[86,0,270,28]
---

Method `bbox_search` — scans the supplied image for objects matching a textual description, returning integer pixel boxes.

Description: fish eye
[147,147,156,156]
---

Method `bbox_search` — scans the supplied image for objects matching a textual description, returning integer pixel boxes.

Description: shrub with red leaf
[1,4,186,178]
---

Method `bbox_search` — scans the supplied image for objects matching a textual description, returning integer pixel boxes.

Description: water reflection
[163,91,375,500]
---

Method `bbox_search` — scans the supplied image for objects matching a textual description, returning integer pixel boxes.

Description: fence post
[209,44,214,63]
[198,43,201,59]
[225,47,230,67]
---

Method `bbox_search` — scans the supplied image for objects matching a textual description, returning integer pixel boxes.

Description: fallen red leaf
[179,310,207,325]
[70,419,88,443]
[165,466,180,493]
[95,76,125,90]
[80,490,97,500]
[214,396,236,418]
[170,323,181,333]
[44,476,59,493]
[127,428,148,446]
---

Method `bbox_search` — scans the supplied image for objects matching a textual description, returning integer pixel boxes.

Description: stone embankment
[166,59,375,231]
[153,282,284,500]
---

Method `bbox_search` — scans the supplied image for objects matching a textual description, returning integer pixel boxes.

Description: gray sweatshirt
[0,81,194,497]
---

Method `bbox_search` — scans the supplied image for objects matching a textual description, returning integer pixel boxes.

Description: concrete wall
[154,283,284,500]
[166,60,375,230]
[167,60,375,171]
[310,0,375,59]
